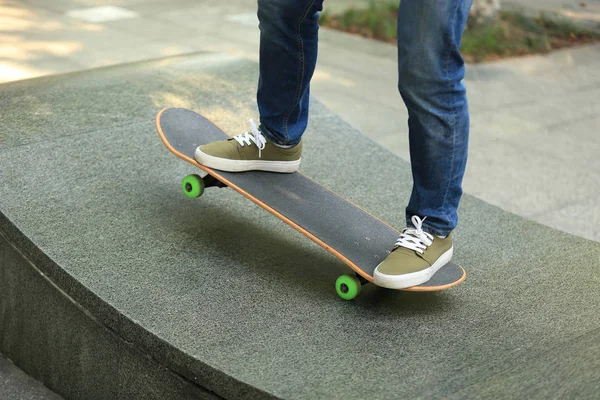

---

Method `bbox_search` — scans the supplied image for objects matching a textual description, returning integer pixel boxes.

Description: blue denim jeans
[257,0,472,236]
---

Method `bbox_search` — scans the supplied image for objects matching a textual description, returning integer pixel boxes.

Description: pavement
[1,0,599,243]
[504,0,600,30]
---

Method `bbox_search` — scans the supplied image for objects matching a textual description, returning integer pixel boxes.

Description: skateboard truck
[355,273,369,286]
[181,174,227,198]
[335,273,370,300]
[203,175,227,189]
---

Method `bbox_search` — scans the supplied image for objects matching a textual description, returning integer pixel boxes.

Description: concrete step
[1,52,599,399]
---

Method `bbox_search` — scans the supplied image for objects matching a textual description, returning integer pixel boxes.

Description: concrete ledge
[0,352,62,400]
[0,232,221,399]
[1,52,599,399]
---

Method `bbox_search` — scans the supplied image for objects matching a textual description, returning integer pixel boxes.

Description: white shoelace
[232,119,267,158]
[394,215,434,255]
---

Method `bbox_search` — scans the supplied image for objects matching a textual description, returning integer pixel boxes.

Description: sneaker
[373,215,453,289]
[194,119,301,173]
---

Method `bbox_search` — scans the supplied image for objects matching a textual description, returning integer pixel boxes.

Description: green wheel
[181,174,204,198]
[335,274,361,300]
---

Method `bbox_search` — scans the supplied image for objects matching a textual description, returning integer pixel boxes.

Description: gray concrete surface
[0,355,62,400]
[504,0,600,30]
[1,0,599,242]
[1,53,599,399]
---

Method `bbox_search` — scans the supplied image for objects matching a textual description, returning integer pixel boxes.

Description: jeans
[257,0,472,236]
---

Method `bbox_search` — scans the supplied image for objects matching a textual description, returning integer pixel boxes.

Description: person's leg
[397,0,472,237]
[195,0,323,173]
[257,0,324,146]
[373,0,472,289]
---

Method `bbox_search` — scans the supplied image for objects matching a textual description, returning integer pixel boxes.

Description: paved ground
[505,0,600,30]
[1,0,599,243]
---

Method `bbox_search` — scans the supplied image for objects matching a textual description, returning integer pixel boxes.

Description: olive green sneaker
[373,215,453,289]
[195,119,301,173]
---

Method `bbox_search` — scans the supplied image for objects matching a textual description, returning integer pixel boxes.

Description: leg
[257,0,323,146]
[194,1,321,173]
[397,0,472,236]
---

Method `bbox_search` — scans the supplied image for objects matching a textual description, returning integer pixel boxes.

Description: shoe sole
[373,247,454,289]
[195,148,300,173]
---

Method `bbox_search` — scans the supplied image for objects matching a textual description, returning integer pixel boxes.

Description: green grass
[320,1,398,42]
[319,3,600,62]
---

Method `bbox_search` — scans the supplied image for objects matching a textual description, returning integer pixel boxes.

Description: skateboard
[156,107,466,300]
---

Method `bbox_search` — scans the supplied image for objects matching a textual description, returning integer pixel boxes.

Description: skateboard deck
[156,107,466,300]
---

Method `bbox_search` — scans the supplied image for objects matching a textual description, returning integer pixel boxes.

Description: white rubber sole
[373,247,454,289]
[194,148,300,173]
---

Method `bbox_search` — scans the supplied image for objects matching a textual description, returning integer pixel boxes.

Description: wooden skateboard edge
[400,265,466,292]
[155,108,375,283]
[156,107,467,292]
